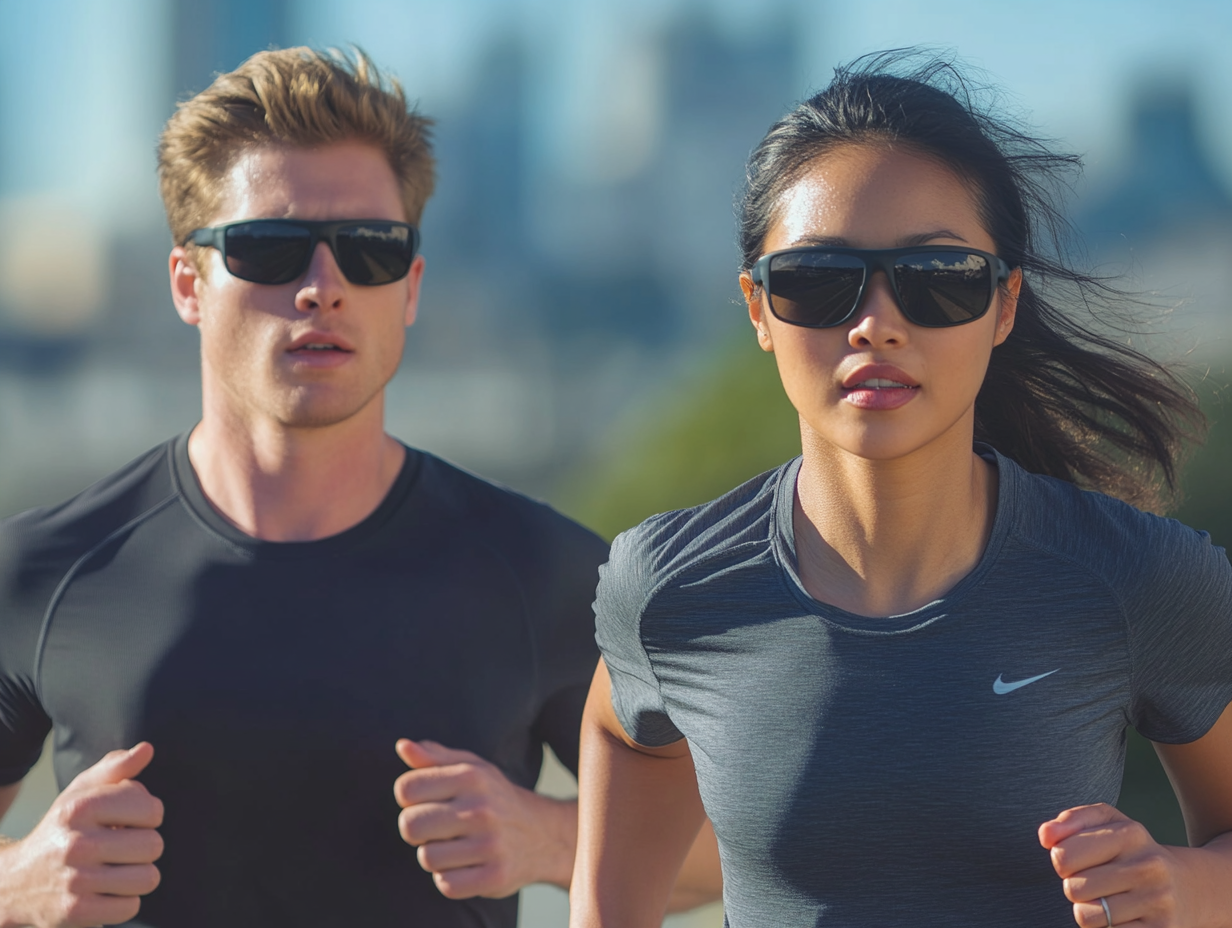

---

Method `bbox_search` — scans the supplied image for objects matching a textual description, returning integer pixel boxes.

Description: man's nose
[295,242,346,313]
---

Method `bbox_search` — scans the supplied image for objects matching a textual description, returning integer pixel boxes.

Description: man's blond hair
[158,47,434,245]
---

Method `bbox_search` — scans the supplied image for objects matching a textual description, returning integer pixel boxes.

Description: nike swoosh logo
[993,669,1059,694]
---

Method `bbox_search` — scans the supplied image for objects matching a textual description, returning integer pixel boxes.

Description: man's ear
[169,246,204,326]
[403,254,425,328]
[740,272,773,352]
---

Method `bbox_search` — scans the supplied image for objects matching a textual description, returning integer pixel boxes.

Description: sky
[1,0,1231,221]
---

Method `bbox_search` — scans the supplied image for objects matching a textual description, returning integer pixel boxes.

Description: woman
[570,54,1232,927]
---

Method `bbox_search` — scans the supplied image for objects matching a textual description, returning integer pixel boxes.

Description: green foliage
[559,338,1232,846]
[558,337,800,542]
[1173,393,1232,552]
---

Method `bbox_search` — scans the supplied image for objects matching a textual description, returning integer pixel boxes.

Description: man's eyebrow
[783,230,972,248]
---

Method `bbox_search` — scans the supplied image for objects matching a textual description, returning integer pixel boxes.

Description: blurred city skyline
[0,0,1229,511]
[2,8,1231,927]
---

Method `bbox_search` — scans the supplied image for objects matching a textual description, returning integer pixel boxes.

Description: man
[0,48,718,928]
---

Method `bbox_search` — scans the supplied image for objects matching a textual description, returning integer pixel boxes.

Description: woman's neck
[792,423,998,618]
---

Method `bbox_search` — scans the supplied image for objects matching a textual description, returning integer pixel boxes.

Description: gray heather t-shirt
[595,448,1232,927]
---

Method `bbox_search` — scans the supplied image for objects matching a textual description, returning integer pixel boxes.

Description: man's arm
[0,744,163,928]
[394,738,577,897]
[392,734,724,908]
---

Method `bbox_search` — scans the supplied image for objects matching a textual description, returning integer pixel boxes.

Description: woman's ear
[993,267,1021,347]
[740,272,774,352]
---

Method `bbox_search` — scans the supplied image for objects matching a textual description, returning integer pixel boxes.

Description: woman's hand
[1040,803,1188,927]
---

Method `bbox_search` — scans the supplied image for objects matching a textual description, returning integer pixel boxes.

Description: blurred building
[5,5,1230,513]
[1076,80,1232,360]
[0,6,804,507]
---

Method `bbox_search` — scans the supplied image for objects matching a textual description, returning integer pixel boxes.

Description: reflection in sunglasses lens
[335,224,414,286]
[769,252,864,327]
[225,223,313,284]
[895,252,990,325]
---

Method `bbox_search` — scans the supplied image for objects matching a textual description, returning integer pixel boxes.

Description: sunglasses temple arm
[186,228,223,250]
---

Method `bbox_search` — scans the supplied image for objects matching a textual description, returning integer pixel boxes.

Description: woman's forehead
[766,144,990,253]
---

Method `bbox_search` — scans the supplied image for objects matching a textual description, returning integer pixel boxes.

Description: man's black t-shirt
[0,434,607,928]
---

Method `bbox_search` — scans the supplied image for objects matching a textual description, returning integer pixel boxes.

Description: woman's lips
[841,380,919,410]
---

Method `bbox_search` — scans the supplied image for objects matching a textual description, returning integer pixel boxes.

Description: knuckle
[140,863,162,893]
[434,873,468,900]
[149,830,166,861]
[1050,847,1073,876]
[400,807,433,842]
[1137,852,1169,884]
[62,831,96,866]
[113,897,142,923]
[58,795,96,827]
[487,859,511,891]
[148,795,165,826]
[416,844,436,872]
[398,809,420,845]
[473,831,499,860]
[63,896,93,926]
[64,865,92,896]
[465,801,497,829]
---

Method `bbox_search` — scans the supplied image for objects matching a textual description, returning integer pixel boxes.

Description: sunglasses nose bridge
[295,237,349,308]
[852,259,902,319]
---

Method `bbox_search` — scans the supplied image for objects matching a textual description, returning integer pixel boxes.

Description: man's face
[171,141,423,430]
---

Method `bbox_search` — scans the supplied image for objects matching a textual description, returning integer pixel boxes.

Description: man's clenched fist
[393,738,577,899]
[0,742,164,928]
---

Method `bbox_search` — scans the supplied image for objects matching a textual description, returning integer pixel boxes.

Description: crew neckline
[170,430,423,557]
[771,444,1016,634]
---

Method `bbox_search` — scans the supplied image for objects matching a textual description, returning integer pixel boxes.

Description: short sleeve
[1125,522,1232,744]
[593,524,684,747]
[521,512,608,776]
[0,525,52,785]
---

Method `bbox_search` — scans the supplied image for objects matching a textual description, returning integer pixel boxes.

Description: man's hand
[1040,803,1189,927]
[0,742,164,928]
[393,738,576,899]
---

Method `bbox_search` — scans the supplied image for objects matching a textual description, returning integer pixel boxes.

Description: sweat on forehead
[764,144,988,253]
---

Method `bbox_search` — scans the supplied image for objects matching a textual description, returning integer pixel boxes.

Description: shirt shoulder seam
[33,492,180,703]
[1012,531,1136,725]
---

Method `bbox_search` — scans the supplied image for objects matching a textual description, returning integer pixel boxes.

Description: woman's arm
[0,782,19,824]
[570,661,710,928]
[1040,702,1232,928]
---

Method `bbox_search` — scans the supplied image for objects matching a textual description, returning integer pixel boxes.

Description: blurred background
[1,1,1231,925]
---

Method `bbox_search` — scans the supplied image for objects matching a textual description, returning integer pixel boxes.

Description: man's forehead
[211,142,405,225]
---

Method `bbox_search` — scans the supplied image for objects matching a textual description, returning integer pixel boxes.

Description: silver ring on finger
[1099,896,1113,928]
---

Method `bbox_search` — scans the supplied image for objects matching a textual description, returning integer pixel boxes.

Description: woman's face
[741,143,1021,464]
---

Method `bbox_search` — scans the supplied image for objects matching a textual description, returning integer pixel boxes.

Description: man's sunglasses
[187,219,420,286]
[750,245,1013,329]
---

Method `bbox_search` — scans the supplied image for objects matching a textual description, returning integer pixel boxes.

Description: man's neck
[187,402,406,543]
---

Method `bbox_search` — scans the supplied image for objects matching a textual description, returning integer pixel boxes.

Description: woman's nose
[847,270,908,348]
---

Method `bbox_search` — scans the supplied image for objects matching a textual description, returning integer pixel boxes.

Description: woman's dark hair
[739,50,1204,512]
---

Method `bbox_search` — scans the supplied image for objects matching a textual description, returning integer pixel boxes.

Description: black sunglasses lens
[894,251,992,326]
[223,222,313,284]
[767,252,865,327]
[334,223,415,286]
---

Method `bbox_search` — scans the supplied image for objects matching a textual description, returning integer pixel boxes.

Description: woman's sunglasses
[750,245,1013,329]
[187,219,420,286]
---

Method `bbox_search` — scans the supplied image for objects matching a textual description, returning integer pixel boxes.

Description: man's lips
[286,332,355,353]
